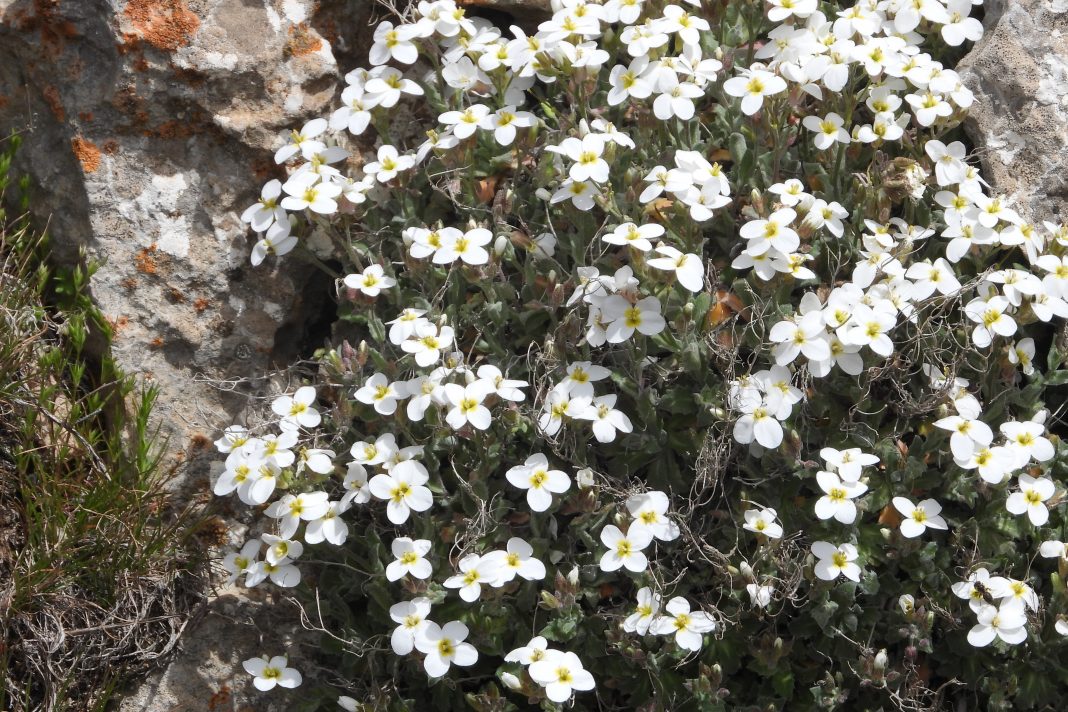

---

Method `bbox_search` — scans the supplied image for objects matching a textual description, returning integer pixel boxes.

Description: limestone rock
[0,1,370,709]
[958,0,1068,224]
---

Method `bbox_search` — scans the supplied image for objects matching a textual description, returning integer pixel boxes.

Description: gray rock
[958,0,1068,224]
[0,1,370,709]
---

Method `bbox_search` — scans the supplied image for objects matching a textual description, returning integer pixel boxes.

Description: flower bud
[535,187,552,201]
[898,594,915,616]
[874,649,888,672]
[576,467,595,488]
[739,561,755,581]
[494,235,509,256]
[567,566,580,586]
[500,672,522,691]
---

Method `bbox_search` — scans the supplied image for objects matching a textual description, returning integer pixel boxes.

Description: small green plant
[0,135,201,711]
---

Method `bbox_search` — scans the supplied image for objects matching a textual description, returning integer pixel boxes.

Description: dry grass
[0,138,203,711]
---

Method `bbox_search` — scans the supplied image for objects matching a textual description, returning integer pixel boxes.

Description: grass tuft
[0,134,203,711]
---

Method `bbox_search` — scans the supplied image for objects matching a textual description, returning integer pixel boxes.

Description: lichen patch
[71,137,101,173]
[123,0,200,52]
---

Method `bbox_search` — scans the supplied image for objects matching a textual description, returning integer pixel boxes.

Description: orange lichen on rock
[286,22,323,57]
[135,243,159,274]
[71,136,101,172]
[123,0,200,52]
[42,85,64,121]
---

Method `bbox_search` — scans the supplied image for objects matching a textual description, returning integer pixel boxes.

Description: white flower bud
[567,566,579,586]
[535,187,552,201]
[898,594,915,615]
[576,467,595,488]
[500,672,522,690]
[494,235,509,256]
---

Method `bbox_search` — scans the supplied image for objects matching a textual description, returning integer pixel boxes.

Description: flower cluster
[219,0,1068,706]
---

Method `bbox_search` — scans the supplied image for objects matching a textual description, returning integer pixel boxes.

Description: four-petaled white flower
[348,262,397,296]
[814,470,868,524]
[1006,474,1056,526]
[528,650,596,703]
[386,537,433,581]
[811,541,862,582]
[743,507,783,538]
[599,524,653,572]
[623,586,662,635]
[389,598,431,655]
[649,596,717,651]
[505,453,571,512]
[415,621,478,677]
[242,654,302,691]
[626,490,680,541]
[892,497,949,538]
[646,243,705,292]
[368,460,433,524]
[967,604,1027,647]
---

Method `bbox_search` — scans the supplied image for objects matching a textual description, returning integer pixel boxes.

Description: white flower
[814,470,868,524]
[603,295,666,342]
[1005,474,1055,526]
[603,222,663,252]
[415,621,478,677]
[723,68,787,115]
[999,420,1055,467]
[364,145,415,183]
[528,650,596,703]
[626,491,680,541]
[646,243,705,292]
[649,597,717,650]
[598,524,653,572]
[387,537,433,581]
[1039,539,1068,561]
[369,21,419,65]
[505,635,550,665]
[483,537,546,585]
[439,104,491,140]
[275,118,327,164]
[747,583,774,608]
[304,501,349,546]
[479,105,536,146]
[802,112,850,150]
[547,134,610,183]
[967,604,1027,647]
[811,541,861,582]
[242,179,287,231]
[442,380,495,430]
[933,414,993,460]
[242,654,302,691]
[401,322,455,367]
[742,507,783,538]
[343,264,396,297]
[260,533,303,566]
[271,386,321,429]
[368,460,433,524]
[280,173,342,214]
[354,372,403,415]
[444,553,500,602]
[964,295,1016,348]
[739,208,799,256]
[624,586,662,634]
[505,453,571,512]
[389,598,431,655]
[578,394,634,443]
[222,540,261,585]
[892,497,949,538]
[265,491,330,539]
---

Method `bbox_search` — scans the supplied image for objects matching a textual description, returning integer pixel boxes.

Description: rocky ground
[1,0,1066,709]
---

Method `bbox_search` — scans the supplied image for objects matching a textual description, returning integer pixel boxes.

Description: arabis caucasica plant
[219,0,1068,708]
